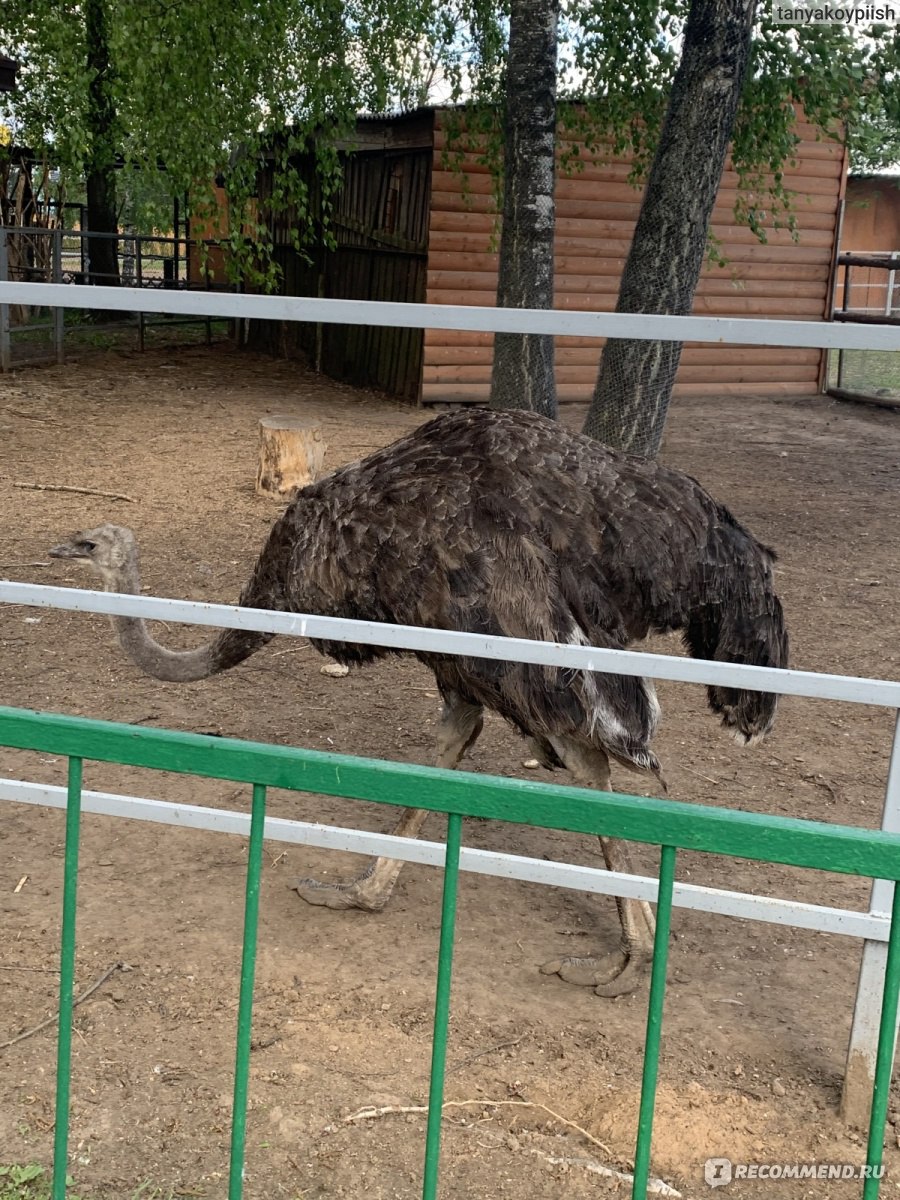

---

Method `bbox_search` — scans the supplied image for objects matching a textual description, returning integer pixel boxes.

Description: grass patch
[0,1167,179,1200]
[0,1165,74,1200]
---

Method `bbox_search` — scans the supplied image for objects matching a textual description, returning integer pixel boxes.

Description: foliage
[0,1165,82,1200]
[847,75,900,174]
[1,2,898,285]
[566,7,899,243]
[432,4,900,244]
[0,1164,44,1200]
[0,1165,178,1200]
[0,0,503,286]
[404,5,900,259]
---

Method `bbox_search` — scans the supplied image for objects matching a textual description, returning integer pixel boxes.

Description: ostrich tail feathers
[704,592,789,744]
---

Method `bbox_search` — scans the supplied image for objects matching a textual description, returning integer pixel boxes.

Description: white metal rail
[0,776,888,942]
[2,280,900,350]
[2,582,899,708]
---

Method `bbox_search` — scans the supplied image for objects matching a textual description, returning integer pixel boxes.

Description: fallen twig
[4,408,59,424]
[524,1146,682,1198]
[0,961,128,1052]
[13,482,136,503]
[270,643,315,657]
[801,772,839,802]
[0,561,52,569]
[677,763,720,786]
[448,1037,522,1074]
[337,1098,612,1156]
[334,1099,681,1197]
[0,965,60,974]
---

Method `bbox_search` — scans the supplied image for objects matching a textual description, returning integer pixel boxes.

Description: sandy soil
[1,344,899,1200]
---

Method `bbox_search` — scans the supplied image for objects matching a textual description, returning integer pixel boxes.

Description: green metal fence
[3,702,900,1199]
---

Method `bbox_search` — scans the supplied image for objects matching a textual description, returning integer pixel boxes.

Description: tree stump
[256,416,326,497]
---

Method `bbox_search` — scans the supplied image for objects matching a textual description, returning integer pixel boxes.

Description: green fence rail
[2,702,900,1199]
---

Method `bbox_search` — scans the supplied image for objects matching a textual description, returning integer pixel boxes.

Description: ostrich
[49,407,787,996]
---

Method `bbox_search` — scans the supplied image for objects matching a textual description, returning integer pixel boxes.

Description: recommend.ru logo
[704,1158,885,1187]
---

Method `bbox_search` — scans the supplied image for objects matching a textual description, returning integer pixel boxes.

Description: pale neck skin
[112,611,219,682]
[100,544,268,682]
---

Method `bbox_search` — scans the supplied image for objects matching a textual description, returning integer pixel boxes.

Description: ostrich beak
[49,537,95,560]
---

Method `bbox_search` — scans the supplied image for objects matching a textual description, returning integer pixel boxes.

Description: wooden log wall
[423,110,847,403]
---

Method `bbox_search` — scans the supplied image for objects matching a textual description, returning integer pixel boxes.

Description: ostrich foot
[540,948,651,997]
[292,858,401,913]
[292,811,428,913]
[292,875,391,912]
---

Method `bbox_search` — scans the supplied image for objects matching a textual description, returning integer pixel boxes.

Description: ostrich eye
[77,540,97,553]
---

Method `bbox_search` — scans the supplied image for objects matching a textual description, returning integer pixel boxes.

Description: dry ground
[1,344,899,1199]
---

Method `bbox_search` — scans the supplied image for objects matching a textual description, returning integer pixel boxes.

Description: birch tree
[0,0,476,287]
[482,2,899,455]
[488,0,560,419]
[582,0,755,455]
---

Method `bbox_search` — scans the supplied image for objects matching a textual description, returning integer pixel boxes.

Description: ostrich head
[49,521,269,681]
[49,524,138,589]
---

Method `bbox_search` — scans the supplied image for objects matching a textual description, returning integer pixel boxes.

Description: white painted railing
[0,776,890,943]
[1,582,899,707]
[2,280,900,349]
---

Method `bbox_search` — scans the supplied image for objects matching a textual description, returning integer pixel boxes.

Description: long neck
[106,551,273,683]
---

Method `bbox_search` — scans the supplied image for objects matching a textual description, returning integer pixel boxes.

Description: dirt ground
[1,344,899,1200]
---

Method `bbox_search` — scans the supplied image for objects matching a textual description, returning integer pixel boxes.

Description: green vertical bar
[632,844,677,1200]
[52,757,83,1200]
[863,879,900,1200]
[228,783,267,1200]
[422,811,463,1200]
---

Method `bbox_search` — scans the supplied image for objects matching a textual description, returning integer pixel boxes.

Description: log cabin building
[248,105,847,405]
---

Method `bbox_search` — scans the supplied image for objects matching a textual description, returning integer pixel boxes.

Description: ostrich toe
[540,947,651,997]
[292,874,390,912]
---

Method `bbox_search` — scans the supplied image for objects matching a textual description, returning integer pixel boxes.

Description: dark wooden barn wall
[320,148,430,400]
[250,139,431,401]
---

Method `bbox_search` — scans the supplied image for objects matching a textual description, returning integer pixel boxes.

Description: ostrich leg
[539,738,656,997]
[293,693,484,912]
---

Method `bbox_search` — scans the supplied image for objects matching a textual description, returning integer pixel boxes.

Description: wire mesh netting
[829,349,900,397]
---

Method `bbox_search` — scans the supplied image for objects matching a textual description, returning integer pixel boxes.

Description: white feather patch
[564,624,660,744]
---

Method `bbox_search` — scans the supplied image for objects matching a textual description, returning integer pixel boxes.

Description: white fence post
[52,226,65,364]
[842,712,900,1126]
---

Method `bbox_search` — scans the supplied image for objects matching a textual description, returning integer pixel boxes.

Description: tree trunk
[488,0,559,420]
[583,0,755,457]
[84,0,120,291]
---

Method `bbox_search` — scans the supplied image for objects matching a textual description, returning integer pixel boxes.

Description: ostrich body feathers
[232,408,787,773]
